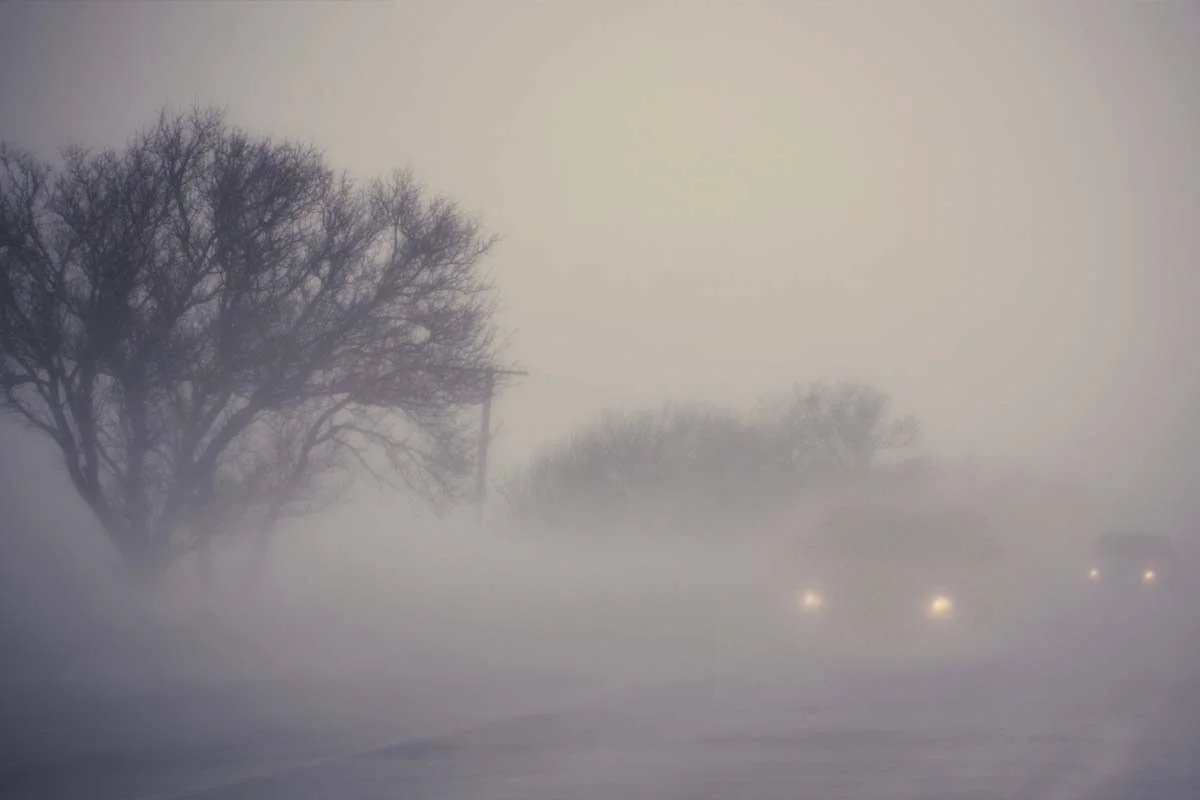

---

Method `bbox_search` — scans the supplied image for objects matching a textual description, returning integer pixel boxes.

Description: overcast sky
[2,1,1198,517]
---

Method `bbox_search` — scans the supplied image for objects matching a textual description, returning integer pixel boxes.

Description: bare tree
[761,380,920,483]
[0,108,503,583]
[504,404,770,537]
[505,382,921,539]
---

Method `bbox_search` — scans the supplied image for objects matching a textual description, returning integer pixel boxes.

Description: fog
[0,419,790,686]
[2,2,1200,797]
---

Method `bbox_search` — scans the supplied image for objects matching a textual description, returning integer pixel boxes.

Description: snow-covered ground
[7,610,1192,800]
[5,448,1195,800]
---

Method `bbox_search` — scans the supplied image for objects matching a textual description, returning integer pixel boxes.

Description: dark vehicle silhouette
[1082,530,1176,592]
[1057,529,1192,648]
[781,499,1026,658]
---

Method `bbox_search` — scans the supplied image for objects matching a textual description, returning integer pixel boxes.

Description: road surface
[4,607,1196,799]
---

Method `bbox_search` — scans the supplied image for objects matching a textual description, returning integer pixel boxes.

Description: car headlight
[1087,567,1101,581]
[927,593,954,619]
[1142,568,1157,584]
[798,589,825,613]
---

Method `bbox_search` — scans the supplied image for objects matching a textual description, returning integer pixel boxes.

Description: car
[1081,529,1176,592]
[1048,528,1195,651]
[779,498,1025,658]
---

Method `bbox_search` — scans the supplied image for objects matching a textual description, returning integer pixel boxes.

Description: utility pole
[474,367,528,524]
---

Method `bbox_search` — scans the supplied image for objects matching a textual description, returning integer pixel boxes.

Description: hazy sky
[2,1,1198,512]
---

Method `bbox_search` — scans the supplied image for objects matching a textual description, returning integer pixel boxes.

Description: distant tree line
[503,381,922,538]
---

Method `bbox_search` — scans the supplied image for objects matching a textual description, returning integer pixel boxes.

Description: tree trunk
[124,544,172,590]
[196,536,214,603]
[246,525,274,596]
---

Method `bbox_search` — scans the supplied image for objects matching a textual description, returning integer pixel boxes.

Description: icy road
[8,610,1195,800]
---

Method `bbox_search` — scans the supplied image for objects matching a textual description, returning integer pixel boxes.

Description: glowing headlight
[1087,567,1101,580]
[927,593,954,619]
[1142,568,1157,583]
[798,589,825,613]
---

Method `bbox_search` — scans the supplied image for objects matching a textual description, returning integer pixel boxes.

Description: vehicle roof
[807,501,1001,562]
[1090,530,1176,559]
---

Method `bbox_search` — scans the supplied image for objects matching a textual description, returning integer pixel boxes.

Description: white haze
[1,3,1199,793]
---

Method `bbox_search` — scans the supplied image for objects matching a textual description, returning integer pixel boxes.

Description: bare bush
[504,382,921,538]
